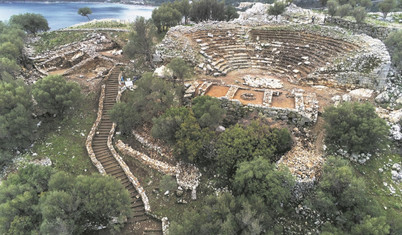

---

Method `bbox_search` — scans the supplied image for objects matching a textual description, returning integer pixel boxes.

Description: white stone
[349,88,374,98]
[396,96,402,105]
[389,109,402,123]
[375,92,390,103]
[153,65,173,79]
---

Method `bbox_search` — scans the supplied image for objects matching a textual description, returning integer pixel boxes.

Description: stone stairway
[90,66,163,234]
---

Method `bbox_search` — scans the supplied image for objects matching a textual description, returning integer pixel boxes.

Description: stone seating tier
[188,28,358,82]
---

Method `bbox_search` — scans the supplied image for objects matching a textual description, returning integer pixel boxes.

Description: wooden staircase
[90,66,163,234]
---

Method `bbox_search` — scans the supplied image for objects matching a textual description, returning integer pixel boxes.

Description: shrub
[323,102,389,155]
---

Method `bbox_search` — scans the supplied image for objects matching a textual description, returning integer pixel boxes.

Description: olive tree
[10,13,49,35]
[323,102,389,155]
[268,1,287,19]
[379,0,396,19]
[78,7,92,21]
[32,75,82,116]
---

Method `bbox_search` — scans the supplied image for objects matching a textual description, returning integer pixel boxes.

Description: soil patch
[271,91,295,109]
[233,89,264,105]
[205,85,229,97]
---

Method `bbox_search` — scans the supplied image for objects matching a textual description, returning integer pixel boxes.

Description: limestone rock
[349,88,374,98]
[375,92,390,103]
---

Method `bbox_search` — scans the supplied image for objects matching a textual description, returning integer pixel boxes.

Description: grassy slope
[28,93,98,175]
[354,153,402,216]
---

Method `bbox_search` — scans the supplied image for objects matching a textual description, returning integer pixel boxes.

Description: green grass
[69,21,130,29]
[353,153,402,216]
[33,31,87,54]
[29,93,98,175]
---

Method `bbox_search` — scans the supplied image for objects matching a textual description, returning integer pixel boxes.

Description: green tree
[379,0,396,19]
[32,75,82,116]
[233,156,295,216]
[109,103,139,135]
[174,111,214,163]
[225,5,239,21]
[0,58,19,80]
[214,121,292,186]
[352,6,367,23]
[323,102,389,154]
[10,13,49,35]
[327,0,339,17]
[351,216,390,235]
[385,30,402,72]
[169,192,277,234]
[152,4,182,32]
[167,57,192,83]
[151,107,189,144]
[0,165,53,234]
[172,0,190,24]
[110,73,177,134]
[268,1,287,19]
[0,166,131,235]
[78,7,92,21]
[123,17,155,63]
[190,0,225,22]
[0,79,35,150]
[337,3,352,17]
[310,157,385,232]
[41,173,131,234]
[192,96,226,129]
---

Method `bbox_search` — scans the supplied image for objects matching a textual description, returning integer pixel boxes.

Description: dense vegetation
[151,0,239,32]
[0,165,131,234]
[385,30,402,72]
[323,102,389,154]
[10,13,50,35]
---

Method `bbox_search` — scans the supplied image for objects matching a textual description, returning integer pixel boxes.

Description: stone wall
[85,84,107,175]
[220,97,316,126]
[326,17,399,41]
[116,140,178,175]
[108,85,151,212]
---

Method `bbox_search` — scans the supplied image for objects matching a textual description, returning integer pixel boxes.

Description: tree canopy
[10,13,49,35]
[323,102,389,155]
[78,7,93,21]
[123,17,155,63]
[152,4,182,32]
[110,73,177,134]
[0,79,35,150]
[379,0,396,19]
[32,75,82,116]
[268,1,287,19]
[0,165,131,234]
[309,157,388,234]
[385,30,402,72]
[214,121,292,186]
[192,96,226,129]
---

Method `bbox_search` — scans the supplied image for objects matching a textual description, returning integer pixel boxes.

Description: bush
[337,4,352,18]
[385,30,402,72]
[327,0,339,17]
[192,96,226,129]
[323,102,389,155]
[0,80,35,150]
[310,157,387,233]
[352,6,367,23]
[151,107,189,144]
[268,1,287,19]
[33,75,82,116]
[10,13,49,35]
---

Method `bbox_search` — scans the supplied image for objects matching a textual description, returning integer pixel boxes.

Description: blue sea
[0,2,154,30]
